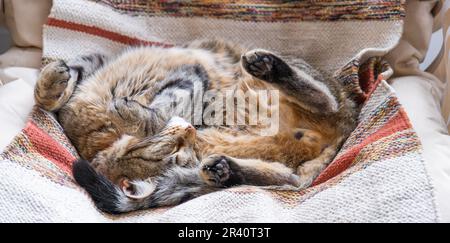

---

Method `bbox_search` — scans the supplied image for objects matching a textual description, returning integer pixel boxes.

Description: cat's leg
[200,152,336,189]
[147,166,219,207]
[146,155,301,208]
[35,54,108,112]
[241,49,340,115]
[123,155,296,207]
[200,154,301,188]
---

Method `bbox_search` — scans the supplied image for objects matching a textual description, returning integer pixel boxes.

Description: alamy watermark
[164,82,280,136]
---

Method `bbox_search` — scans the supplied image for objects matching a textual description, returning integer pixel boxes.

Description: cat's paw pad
[242,50,277,79]
[200,155,233,187]
[39,60,71,89]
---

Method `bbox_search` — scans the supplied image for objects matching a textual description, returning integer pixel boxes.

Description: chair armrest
[0,0,51,69]
[3,0,52,48]
[0,0,5,27]
[436,0,450,127]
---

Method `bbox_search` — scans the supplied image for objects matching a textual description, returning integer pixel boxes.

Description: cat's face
[90,117,199,188]
[154,117,200,167]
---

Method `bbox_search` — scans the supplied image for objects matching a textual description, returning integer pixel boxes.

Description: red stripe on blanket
[312,108,412,186]
[23,121,76,175]
[46,18,173,47]
[360,73,384,103]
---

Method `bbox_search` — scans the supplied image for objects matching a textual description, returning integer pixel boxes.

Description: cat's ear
[120,178,156,199]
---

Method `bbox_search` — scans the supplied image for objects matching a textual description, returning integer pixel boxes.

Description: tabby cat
[35,39,358,214]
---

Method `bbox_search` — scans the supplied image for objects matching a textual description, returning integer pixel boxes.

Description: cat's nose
[184,124,197,141]
[185,124,196,132]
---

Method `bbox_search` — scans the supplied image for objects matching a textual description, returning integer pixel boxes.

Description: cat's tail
[72,159,156,214]
[73,160,216,214]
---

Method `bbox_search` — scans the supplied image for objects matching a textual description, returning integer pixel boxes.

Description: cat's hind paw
[242,49,276,80]
[39,60,71,90]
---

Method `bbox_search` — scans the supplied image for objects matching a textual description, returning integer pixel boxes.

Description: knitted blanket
[0,0,438,222]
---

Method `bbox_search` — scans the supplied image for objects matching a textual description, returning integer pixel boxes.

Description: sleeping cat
[35,39,359,214]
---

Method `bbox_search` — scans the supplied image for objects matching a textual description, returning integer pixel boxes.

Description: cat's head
[90,116,199,197]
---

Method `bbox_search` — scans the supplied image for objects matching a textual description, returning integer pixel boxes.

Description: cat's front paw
[39,60,71,91]
[200,155,234,187]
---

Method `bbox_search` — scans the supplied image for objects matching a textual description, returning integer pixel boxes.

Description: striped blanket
[0,0,438,222]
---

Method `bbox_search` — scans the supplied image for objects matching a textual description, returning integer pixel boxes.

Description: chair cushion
[0,47,42,68]
[0,67,37,151]
[391,76,450,222]
[382,0,450,222]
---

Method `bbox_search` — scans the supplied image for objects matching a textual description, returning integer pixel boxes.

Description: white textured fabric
[0,68,37,152]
